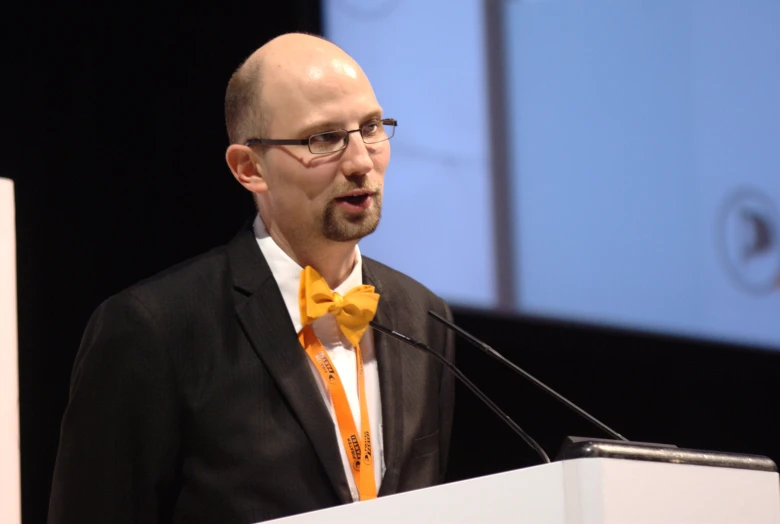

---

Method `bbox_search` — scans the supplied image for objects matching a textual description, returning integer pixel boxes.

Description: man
[48,33,455,524]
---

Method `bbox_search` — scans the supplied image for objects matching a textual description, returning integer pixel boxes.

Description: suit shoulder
[134,246,228,294]
[100,246,231,321]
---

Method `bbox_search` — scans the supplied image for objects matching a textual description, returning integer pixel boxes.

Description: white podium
[0,178,20,524]
[266,457,780,524]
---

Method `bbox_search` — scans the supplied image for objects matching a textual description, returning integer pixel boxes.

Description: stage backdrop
[324,0,780,351]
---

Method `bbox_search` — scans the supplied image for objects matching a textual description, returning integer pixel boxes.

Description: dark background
[3,3,778,523]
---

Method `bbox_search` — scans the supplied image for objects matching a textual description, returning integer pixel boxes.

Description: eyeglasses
[244,118,397,155]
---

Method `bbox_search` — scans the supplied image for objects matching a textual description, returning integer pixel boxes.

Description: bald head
[224,33,371,145]
[224,33,390,264]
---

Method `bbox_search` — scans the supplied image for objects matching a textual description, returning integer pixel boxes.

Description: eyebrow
[299,110,384,136]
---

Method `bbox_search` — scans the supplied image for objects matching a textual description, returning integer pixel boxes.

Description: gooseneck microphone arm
[369,320,551,464]
[427,310,628,442]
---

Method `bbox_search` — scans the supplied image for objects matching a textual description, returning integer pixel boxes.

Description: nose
[341,131,374,178]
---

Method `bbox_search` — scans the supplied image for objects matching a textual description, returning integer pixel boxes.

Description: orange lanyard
[299,325,377,500]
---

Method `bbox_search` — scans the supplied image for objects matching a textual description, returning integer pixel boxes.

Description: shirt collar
[253,215,364,334]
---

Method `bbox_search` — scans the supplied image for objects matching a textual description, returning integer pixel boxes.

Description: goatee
[322,191,383,242]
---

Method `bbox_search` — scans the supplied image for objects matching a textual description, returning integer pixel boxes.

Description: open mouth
[334,191,373,211]
[335,194,370,206]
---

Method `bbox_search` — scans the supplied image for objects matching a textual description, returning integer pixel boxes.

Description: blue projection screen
[324,0,780,350]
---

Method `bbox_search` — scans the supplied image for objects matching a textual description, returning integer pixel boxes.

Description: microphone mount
[369,320,551,463]
[427,310,627,442]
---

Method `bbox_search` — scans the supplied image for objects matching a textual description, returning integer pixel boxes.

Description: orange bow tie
[298,266,380,347]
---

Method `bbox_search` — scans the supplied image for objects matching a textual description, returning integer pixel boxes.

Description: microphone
[427,310,627,442]
[369,320,551,463]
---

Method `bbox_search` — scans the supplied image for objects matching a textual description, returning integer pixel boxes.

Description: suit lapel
[363,260,405,496]
[227,225,352,504]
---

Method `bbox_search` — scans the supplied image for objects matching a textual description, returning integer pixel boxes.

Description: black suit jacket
[48,223,455,524]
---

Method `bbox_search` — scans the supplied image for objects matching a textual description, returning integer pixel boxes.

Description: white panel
[0,177,20,524]
[565,458,780,524]
[266,462,567,523]
[264,458,780,524]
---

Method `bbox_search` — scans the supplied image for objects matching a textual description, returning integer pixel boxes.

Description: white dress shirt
[253,216,384,501]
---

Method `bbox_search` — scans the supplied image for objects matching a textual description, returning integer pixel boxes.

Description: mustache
[330,182,382,198]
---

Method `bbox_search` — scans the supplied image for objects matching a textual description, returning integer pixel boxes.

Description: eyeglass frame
[244,118,397,154]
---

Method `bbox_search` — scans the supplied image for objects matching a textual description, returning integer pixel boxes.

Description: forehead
[262,57,381,133]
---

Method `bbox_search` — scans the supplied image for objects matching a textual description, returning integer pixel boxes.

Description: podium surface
[265,457,780,524]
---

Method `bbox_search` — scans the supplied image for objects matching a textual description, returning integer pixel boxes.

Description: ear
[226,144,268,195]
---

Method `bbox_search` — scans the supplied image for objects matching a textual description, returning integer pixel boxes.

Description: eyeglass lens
[308,120,395,154]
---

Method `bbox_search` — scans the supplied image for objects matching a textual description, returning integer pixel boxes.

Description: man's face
[254,58,390,247]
